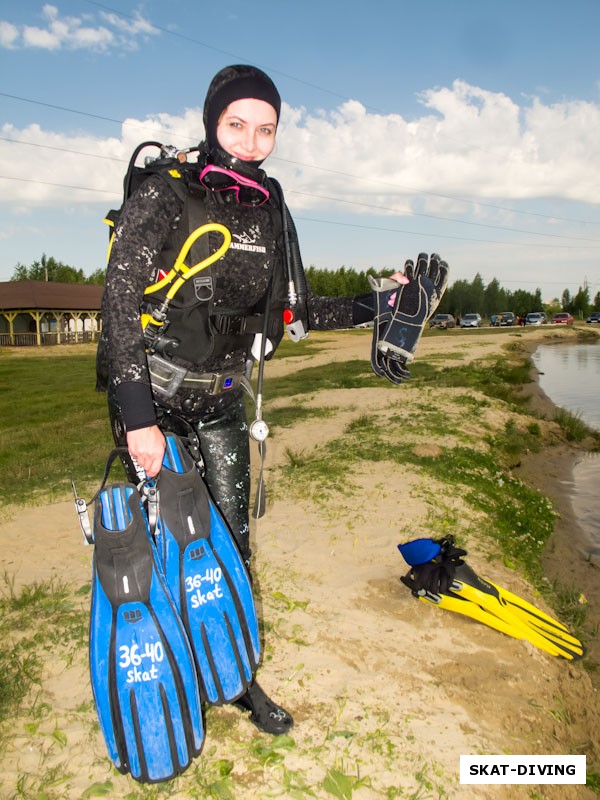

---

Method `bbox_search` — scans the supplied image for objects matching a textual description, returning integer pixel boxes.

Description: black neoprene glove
[401,537,467,595]
[369,254,449,384]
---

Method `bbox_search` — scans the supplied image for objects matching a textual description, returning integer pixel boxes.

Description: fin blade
[451,582,584,660]
[90,483,204,783]
[485,578,571,635]
[156,434,260,705]
[419,590,566,658]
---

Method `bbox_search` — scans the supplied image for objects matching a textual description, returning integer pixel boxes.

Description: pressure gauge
[249,418,269,443]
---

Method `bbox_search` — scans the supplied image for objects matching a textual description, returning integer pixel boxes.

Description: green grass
[0,352,114,506]
[0,575,88,722]
[553,407,591,442]
[1,333,598,797]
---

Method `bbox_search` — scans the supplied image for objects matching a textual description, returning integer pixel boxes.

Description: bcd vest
[142,172,288,371]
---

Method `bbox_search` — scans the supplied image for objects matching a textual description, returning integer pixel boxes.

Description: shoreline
[515,337,600,672]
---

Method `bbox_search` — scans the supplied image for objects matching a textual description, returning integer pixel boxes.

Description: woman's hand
[126,425,166,478]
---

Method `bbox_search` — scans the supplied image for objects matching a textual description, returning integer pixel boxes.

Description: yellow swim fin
[399,536,585,661]
[416,587,581,659]
[448,564,584,660]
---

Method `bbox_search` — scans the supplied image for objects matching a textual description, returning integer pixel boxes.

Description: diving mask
[199,164,270,207]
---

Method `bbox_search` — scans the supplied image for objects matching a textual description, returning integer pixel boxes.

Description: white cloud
[269,80,600,210]
[0,4,157,52]
[1,80,600,221]
[0,20,19,48]
[99,10,158,37]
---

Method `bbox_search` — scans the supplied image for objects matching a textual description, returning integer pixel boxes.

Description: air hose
[141,223,231,348]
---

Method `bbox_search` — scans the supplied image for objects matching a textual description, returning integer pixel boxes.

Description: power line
[0,91,198,143]
[0,175,116,195]
[0,136,130,163]
[7,2,599,241]
[81,0,600,222]
[287,189,600,243]
[272,154,600,227]
[4,136,597,243]
[2,120,599,239]
[84,0,367,111]
[292,215,600,249]
[0,175,600,249]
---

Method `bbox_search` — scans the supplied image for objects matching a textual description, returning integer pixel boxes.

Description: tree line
[10,257,600,317]
[305,266,600,318]
[10,255,105,285]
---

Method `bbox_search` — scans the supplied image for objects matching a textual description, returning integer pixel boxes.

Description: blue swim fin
[154,433,261,705]
[90,483,204,783]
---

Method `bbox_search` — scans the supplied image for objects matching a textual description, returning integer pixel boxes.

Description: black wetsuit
[97,172,356,561]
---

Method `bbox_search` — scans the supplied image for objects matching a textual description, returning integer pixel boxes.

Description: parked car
[587,311,600,324]
[525,312,546,326]
[551,312,574,325]
[429,313,456,329]
[490,312,515,327]
[460,313,482,328]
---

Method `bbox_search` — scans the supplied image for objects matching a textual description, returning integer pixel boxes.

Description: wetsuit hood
[202,64,281,167]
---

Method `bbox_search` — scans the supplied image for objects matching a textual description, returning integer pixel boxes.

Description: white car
[525,312,546,326]
[460,313,482,328]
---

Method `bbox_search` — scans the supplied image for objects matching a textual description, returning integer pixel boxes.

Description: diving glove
[399,535,467,595]
[369,253,449,384]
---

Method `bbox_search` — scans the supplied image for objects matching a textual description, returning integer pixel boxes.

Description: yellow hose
[145,223,231,296]
[141,223,231,334]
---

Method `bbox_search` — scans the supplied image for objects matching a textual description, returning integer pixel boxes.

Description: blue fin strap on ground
[398,538,442,567]
[90,483,204,783]
[154,433,260,705]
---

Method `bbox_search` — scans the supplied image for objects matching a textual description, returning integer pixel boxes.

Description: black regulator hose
[268,178,309,339]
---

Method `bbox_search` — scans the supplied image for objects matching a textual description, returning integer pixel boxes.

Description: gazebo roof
[0,281,104,311]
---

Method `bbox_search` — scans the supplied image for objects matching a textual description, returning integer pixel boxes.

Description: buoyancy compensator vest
[142,178,288,370]
[102,142,308,373]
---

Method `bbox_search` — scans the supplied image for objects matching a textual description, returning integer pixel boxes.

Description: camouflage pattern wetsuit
[97,174,356,561]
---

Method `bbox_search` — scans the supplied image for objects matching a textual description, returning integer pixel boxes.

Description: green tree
[86,268,107,285]
[570,286,590,319]
[11,254,105,285]
[484,277,507,317]
[511,289,536,317]
[471,272,486,315]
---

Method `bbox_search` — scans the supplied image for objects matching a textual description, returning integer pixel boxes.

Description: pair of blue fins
[399,535,585,661]
[78,433,260,783]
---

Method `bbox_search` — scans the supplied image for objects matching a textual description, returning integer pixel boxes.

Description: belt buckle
[210,372,238,394]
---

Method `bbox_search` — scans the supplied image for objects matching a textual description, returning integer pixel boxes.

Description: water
[531,341,600,560]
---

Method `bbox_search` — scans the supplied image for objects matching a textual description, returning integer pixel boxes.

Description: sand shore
[1,326,599,799]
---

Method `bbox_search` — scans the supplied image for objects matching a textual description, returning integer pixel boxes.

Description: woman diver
[97,63,447,736]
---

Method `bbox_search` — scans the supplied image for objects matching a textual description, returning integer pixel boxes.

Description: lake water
[531,341,600,561]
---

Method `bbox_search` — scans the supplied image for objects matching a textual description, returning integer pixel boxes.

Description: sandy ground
[1,327,599,800]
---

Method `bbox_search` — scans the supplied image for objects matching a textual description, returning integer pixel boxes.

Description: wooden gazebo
[0,281,104,346]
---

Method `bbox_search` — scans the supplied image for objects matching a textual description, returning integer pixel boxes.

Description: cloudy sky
[1,0,600,301]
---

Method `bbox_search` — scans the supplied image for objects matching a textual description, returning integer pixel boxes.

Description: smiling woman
[216,99,278,163]
[93,62,446,780]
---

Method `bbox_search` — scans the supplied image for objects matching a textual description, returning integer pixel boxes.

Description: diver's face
[216,98,277,162]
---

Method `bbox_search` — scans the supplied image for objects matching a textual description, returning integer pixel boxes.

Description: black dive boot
[234,681,293,735]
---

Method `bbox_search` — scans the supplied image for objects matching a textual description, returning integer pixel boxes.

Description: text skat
[185,567,225,609]
[119,641,165,685]
[469,764,577,777]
